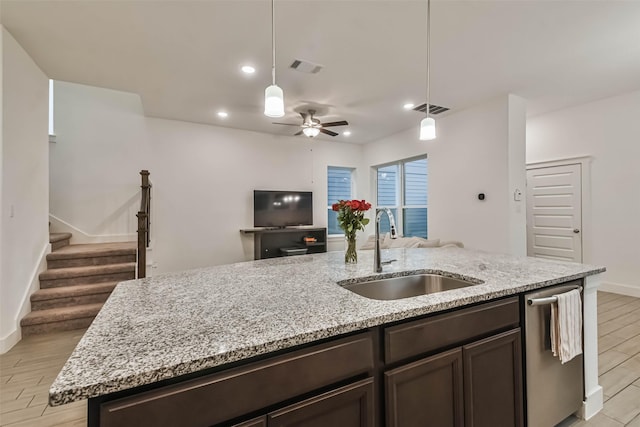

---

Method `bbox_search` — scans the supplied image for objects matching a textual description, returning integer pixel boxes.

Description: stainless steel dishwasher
[525,282,584,427]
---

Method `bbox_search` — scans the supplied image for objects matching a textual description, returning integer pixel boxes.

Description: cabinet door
[268,378,374,427]
[385,348,463,427]
[463,328,523,427]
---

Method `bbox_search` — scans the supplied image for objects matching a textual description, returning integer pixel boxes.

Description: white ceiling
[2,0,640,143]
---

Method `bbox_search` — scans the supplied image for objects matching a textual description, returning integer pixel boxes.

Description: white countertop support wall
[579,274,604,420]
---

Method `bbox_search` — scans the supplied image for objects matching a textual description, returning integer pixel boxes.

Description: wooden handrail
[137,170,151,278]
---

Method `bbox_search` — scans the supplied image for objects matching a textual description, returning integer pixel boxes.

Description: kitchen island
[50,247,605,426]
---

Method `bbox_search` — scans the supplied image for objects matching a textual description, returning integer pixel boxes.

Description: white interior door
[526,163,582,262]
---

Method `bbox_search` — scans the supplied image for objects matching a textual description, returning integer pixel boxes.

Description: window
[49,79,55,141]
[376,157,428,238]
[327,166,354,235]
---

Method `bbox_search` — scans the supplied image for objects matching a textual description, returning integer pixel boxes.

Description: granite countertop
[49,247,605,406]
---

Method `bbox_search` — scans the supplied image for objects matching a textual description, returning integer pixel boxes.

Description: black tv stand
[239,227,327,260]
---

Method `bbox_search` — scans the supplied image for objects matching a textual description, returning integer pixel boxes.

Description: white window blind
[376,157,428,238]
[327,167,354,235]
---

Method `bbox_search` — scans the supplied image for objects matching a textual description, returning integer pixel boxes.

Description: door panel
[534,234,574,250]
[385,348,463,427]
[462,329,524,427]
[532,214,573,229]
[526,164,582,262]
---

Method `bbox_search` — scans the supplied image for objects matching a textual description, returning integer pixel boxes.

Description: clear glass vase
[345,235,357,264]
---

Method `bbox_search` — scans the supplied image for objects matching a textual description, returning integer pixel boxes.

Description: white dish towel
[550,289,583,364]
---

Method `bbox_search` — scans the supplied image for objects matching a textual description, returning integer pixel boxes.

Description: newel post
[137,170,151,278]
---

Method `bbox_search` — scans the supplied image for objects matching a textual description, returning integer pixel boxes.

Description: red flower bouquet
[332,199,372,263]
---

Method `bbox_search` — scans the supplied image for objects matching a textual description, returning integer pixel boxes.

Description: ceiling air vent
[413,103,450,115]
[290,59,323,74]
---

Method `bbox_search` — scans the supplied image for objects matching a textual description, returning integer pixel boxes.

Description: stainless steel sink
[341,274,481,301]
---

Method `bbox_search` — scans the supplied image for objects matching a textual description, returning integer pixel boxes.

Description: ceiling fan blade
[321,120,349,127]
[320,128,339,137]
[272,122,301,126]
[294,130,304,136]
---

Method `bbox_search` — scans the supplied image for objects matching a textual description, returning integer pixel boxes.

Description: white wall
[148,118,364,273]
[50,82,366,274]
[527,90,640,295]
[0,27,50,352]
[507,95,527,256]
[363,95,527,255]
[50,83,530,276]
[50,81,150,242]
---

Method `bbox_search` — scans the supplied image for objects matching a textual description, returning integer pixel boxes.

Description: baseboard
[577,385,604,420]
[0,241,50,354]
[49,214,136,244]
[599,281,640,298]
[0,329,21,354]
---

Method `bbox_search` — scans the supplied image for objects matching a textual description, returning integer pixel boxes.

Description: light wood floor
[0,328,86,426]
[561,291,640,427]
[1,291,639,427]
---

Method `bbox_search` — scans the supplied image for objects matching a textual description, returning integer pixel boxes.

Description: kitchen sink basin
[341,274,481,301]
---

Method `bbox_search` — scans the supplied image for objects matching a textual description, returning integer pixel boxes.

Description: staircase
[20,233,137,335]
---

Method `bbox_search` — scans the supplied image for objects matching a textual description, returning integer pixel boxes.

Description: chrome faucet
[375,208,398,273]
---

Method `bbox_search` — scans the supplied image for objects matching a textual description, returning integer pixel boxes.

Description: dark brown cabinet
[384,297,523,427]
[385,348,463,427]
[384,326,523,427]
[463,329,523,427]
[90,298,525,427]
[268,378,375,427]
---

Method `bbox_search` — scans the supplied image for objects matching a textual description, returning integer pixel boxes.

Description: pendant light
[264,0,285,117]
[419,0,436,140]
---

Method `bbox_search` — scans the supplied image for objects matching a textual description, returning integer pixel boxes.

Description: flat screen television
[254,190,313,228]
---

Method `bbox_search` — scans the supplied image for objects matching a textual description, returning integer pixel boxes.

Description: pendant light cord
[271,0,276,86]
[426,0,431,119]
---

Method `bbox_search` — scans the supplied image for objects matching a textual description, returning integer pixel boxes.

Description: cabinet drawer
[232,416,267,427]
[384,297,519,364]
[268,378,375,427]
[99,332,374,427]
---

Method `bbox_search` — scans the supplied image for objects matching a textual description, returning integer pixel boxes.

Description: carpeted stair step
[20,303,103,335]
[49,232,72,251]
[47,242,136,269]
[30,282,118,310]
[39,263,136,289]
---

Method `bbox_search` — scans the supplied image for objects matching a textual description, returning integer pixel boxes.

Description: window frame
[375,163,401,234]
[327,166,356,236]
[374,155,428,238]
[49,79,56,142]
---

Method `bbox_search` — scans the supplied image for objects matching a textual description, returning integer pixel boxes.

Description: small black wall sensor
[478,193,486,201]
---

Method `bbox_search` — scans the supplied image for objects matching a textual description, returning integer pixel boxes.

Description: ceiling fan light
[264,84,285,117]
[419,116,436,140]
[303,127,320,137]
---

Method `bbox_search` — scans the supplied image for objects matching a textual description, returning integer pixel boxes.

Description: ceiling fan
[272,109,348,138]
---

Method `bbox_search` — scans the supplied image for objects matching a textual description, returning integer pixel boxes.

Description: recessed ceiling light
[241,65,256,74]
[217,111,228,118]
[403,103,415,110]
[343,131,352,137]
